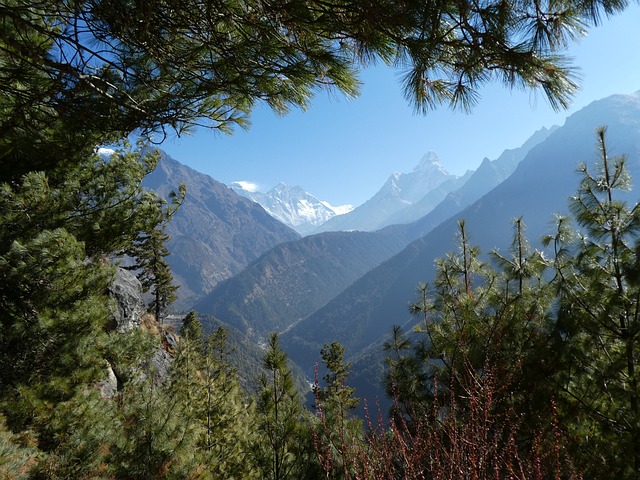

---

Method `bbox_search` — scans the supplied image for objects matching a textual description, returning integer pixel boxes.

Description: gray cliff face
[101,268,176,397]
[108,268,144,333]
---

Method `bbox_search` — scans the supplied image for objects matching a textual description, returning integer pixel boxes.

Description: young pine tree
[128,180,184,323]
[384,218,567,475]
[253,333,307,480]
[313,341,363,480]
[170,312,259,479]
[544,126,640,479]
[135,225,179,323]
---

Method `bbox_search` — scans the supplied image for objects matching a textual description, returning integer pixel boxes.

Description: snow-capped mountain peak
[230,182,353,235]
[312,152,462,234]
[380,151,453,204]
[413,151,447,175]
[231,180,260,193]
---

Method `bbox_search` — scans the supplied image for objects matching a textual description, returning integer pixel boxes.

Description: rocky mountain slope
[142,151,300,309]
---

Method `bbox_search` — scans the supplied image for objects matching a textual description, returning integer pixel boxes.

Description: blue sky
[160,4,640,208]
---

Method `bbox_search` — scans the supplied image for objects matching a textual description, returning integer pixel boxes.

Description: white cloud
[97,147,116,157]
[232,180,260,192]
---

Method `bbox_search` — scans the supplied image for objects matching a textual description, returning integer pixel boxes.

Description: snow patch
[320,201,354,216]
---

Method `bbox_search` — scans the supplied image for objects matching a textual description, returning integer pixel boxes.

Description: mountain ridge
[142,152,300,309]
[189,122,557,342]
[280,92,640,391]
[313,151,462,233]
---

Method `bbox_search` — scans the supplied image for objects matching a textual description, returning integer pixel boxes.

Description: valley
[159,91,640,406]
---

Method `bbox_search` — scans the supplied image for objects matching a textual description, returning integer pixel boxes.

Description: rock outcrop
[108,268,143,333]
[101,267,178,397]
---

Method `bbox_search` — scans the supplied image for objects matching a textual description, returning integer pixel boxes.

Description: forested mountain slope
[194,228,409,339]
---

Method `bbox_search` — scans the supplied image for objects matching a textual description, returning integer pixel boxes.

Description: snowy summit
[230,182,353,235]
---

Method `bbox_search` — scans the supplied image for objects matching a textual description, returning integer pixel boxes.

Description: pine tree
[0,142,179,480]
[381,128,640,478]
[385,218,561,466]
[108,376,199,480]
[173,313,259,479]
[0,0,629,152]
[384,220,492,419]
[133,225,179,323]
[180,311,204,342]
[253,333,306,480]
[0,415,37,480]
[313,342,363,480]
[544,126,640,479]
[316,342,359,411]
[126,178,184,323]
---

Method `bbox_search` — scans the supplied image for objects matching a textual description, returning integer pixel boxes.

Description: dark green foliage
[180,311,203,342]
[147,231,178,321]
[316,342,359,411]
[131,224,180,322]
[0,227,111,432]
[0,415,37,479]
[0,80,177,479]
[23,327,159,479]
[312,342,363,480]
[107,377,200,480]
[125,161,184,321]
[382,219,561,465]
[0,144,174,437]
[27,390,118,479]
[2,0,623,147]
[253,333,308,480]
[543,127,640,479]
[383,324,432,419]
[172,312,259,479]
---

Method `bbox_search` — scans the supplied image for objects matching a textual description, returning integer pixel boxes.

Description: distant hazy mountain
[142,151,300,309]
[281,91,640,390]
[193,124,554,344]
[313,152,464,233]
[193,228,409,339]
[231,182,353,235]
[404,125,557,240]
